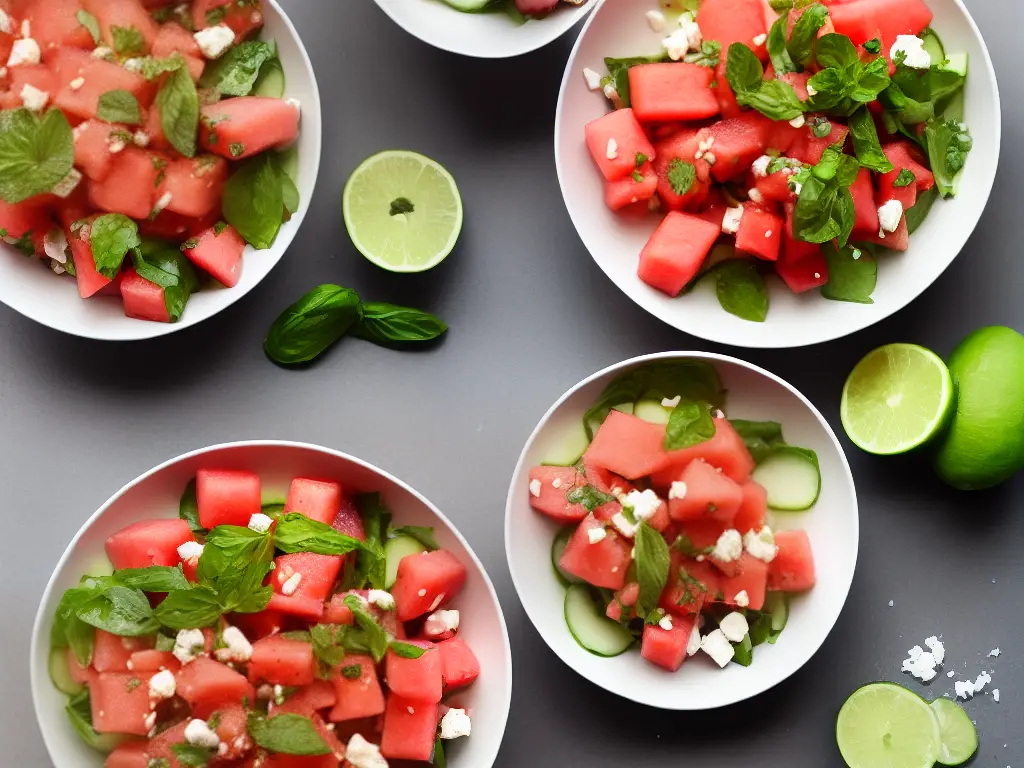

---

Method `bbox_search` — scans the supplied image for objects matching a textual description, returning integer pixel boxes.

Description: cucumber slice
[253,57,285,98]
[564,583,635,657]
[440,0,500,11]
[541,420,590,467]
[49,648,83,696]
[551,528,583,586]
[634,398,673,425]
[920,28,945,65]
[82,558,114,579]
[766,592,789,634]
[384,535,427,589]
[751,446,821,511]
[941,52,968,77]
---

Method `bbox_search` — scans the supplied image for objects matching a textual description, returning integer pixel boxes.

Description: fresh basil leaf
[820,243,876,303]
[766,12,796,75]
[141,54,187,81]
[786,3,829,69]
[732,633,754,666]
[0,108,75,204]
[89,214,140,278]
[97,91,142,126]
[809,38,890,116]
[739,72,804,120]
[634,522,670,622]
[200,41,277,96]
[389,641,427,659]
[848,107,894,173]
[264,284,363,366]
[434,737,446,768]
[565,484,615,512]
[223,152,287,249]
[65,689,102,746]
[353,303,448,347]
[76,10,101,45]
[76,586,159,637]
[353,493,390,591]
[197,526,275,614]
[905,186,939,234]
[274,513,366,556]
[153,586,222,630]
[893,168,916,187]
[863,38,882,55]
[729,420,786,463]
[604,53,669,108]
[725,43,764,93]
[112,25,146,57]
[247,713,331,756]
[812,32,859,71]
[666,158,696,196]
[343,595,390,662]
[664,401,716,451]
[115,566,190,593]
[171,744,215,768]
[132,239,199,322]
[390,526,440,551]
[309,624,347,672]
[157,66,199,158]
[711,261,769,322]
[922,118,972,198]
[179,478,203,533]
[52,586,99,666]
[889,66,966,125]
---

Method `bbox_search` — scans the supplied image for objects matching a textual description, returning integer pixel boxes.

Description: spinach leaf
[726,44,804,121]
[633,523,670,622]
[766,12,796,76]
[728,420,786,464]
[905,185,939,234]
[353,303,448,346]
[179,478,203,533]
[156,66,199,158]
[247,713,331,756]
[97,91,142,126]
[848,107,894,173]
[76,586,159,637]
[153,585,223,630]
[200,41,277,96]
[274,513,365,556]
[820,243,876,303]
[264,285,363,366]
[223,152,286,249]
[786,3,829,69]
[711,260,769,322]
[922,118,972,198]
[664,401,717,451]
[0,108,75,204]
[604,53,669,108]
[390,526,440,551]
[132,239,199,322]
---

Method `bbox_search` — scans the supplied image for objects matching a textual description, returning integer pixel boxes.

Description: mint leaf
[634,522,670,621]
[131,239,199,322]
[786,3,828,69]
[51,585,101,666]
[813,33,861,71]
[732,633,754,666]
[247,713,331,756]
[863,38,882,55]
[923,118,972,198]
[794,148,859,246]
[389,526,440,551]
[726,44,804,120]
[341,663,363,679]
[157,66,199,158]
[200,41,277,96]
[76,10,101,45]
[808,36,890,115]
[274,513,366,556]
[76,586,159,637]
[353,493,390,591]
[893,168,916,187]
[170,744,214,768]
[114,566,189,593]
[179,478,203,533]
[264,285,363,366]
[725,42,763,93]
[848,106,894,173]
[564,484,615,512]
[664,400,717,451]
[603,53,670,108]
[352,303,447,347]
[0,108,75,204]
[223,153,285,249]
[667,158,695,196]
[97,90,142,125]
[153,586,222,630]
[343,595,390,662]
[141,54,187,81]
[821,243,876,303]
[309,624,347,671]
[684,39,721,68]
[112,25,146,57]
[766,12,796,75]
[389,641,427,659]
[197,525,274,614]
[89,214,140,279]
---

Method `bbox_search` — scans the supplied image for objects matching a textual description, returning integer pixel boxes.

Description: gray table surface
[2,1,1021,765]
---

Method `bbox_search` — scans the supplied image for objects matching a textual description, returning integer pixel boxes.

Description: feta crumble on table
[345,734,388,768]
[924,636,945,665]
[718,612,749,643]
[890,35,931,69]
[668,481,688,501]
[587,526,607,544]
[582,67,603,90]
[989,648,1001,657]
[954,671,992,700]
[902,641,942,682]
[711,529,742,563]
[184,718,221,749]
[722,205,744,234]
[993,688,1000,703]
[194,24,236,60]
[743,526,778,562]
[877,199,904,236]
[700,629,735,668]
[214,626,254,663]
[440,707,472,739]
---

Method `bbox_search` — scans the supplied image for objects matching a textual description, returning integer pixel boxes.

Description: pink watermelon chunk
[653,129,712,211]
[637,211,722,297]
[652,418,756,488]
[769,529,816,591]
[850,168,880,237]
[667,459,743,525]
[527,466,588,523]
[788,123,850,166]
[380,695,439,762]
[284,477,343,526]
[732,481,768,534]
[104,519,193,570]
[629,63,719,123]
[584,108,657,182]
[385,642,442,704]
[559,514,631,590]
[698,0,769,59]
[392,550,467,621]
[68,235,113,299]
[641,614,698,672]
[781,202,822,265]
[120,269,170,323]
[436,637,480,691]
[829,0,933,45]
[584,410,668,480]
[182,224,245,289]
[706,114,771,182]
[197,468,261,528]
[661,554,718,615]
[605,162,659,210]
[777,249,829,291]
[734,204,783,261]
[719,553,769,609]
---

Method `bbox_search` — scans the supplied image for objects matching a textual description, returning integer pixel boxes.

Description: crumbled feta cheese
[711,529,743,563]
[792,181,803,196]
[734,590,750,608]
[69,77,86,91]
[144,711,157,731]
[751,155,772,178]
[214,626,253,663]
[7,37,41,67]
[661,395,681,408]
[248,513,274,533]
[43,229,68,263]
[890,35,931,69]
[947,669,955,678]
[552,478,562,489]
[646,10,667,32]
[602,82,623,108]
[345,735,388,768]
[582,67,603,91]
[686,622,702,656]
[133,130,150,147]
[752,33,767,46]
[659,614,674,631]
[529,479,542,498]
[0,9,10,34]
[177,541,204,563]
[611,512,638,538]
[424,610,460,637]
[152,192,172,217]
[703,151,717,166]
[418,588,427,597]
[430,593,446,611]
[719,612,749,643]
[20,83,48,111]
[122,58,144,73]
[806,83,818,97]
[925,636,945,665]
[722,205,744,235]
[679,12,702,50]
[20,19,29,37]
[194,24,236,60]
[989,648,1002,657]
[440,708,472,740]
[109,135,127,154]
[744,527,778,563]
[606,138,618,160]
[588,527,607,544]
[662,28,692,61]
[992,689,1000,703]
[701,629,735,668]
[877,199,904,236]
[173,629,206,664]
[52,168,82,199]
[91,46,114,60]
[50,259,66,275]
[367,590,396,611]
[748,188,764,204]
[149,669,176,702]
[789,114,806,129]
[902,644,940,682]
[889,600,895,607]
[281,572,302,596]
[185,718,221,749]
[955,671,992,700]
[668,481,688,501]
[624,489,662,522]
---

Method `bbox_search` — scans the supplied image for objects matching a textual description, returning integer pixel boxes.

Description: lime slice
[342,150,463,273]
[930,698,978,766]
[840,344,953,455]
[836,683,941,768]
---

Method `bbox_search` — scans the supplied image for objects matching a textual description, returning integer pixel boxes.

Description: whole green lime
[934,326,1024,490]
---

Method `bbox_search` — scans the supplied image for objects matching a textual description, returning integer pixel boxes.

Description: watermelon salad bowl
[505,352,858,709]
[370,0,596,59]
[30,441,512,767]
[554,0,1000,348]
[0,0,322,341]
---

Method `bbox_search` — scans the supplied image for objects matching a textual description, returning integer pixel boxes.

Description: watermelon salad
[581,0,972,321]
[49,471,482,767]
[0,0,301,324]
[527,360,819,671]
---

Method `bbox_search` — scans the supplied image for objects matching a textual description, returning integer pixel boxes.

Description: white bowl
[0,0,322,341]
[31,441,511,767]
[505,352,859,710]
[555,0,1000,348]
[372,0,595,58]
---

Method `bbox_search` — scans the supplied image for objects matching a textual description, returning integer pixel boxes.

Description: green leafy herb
[89,214,140,279]
[565,485,615,512]
[810,116,833,139]
[710,261,769,322]
[205,6,228,25]
[196,525,275,614]
[223,153,286,248]
[434,737,447,768]
[684,40,722,68]
[893,168,916,187]
[352,493,390,591]
[131,239,199,322]
[112,26,146,57]
[247,713,331,756]
[115,566,190,593]
[157,66,199,158]
[633,522,670,621]
[170,744,214,768]
[922,118,972,198]
[343,595,390,662]
[309,624,347,672]
[353,303,448,347]
[76,10,101,45]
[200,41,277,96]
[766,12,797,75]
[229,142,245,158]
[274,513,365,556]
[390,526,440,551]
[281,173,299,214]
[603,53,670,108]
[214,221,228,236]
[635,152,648,168]
[341,664,363,679]
[725,43,804,121]
[0,108,75,204]
[863,38,882,55]
[905,186,938,234]
[884,66,966,128]
[786,3,829,69]
[729,420,786,463]
[52,584,103,666]
[76,586,159,637]
[97,91,143,126]
[667,158,696,196]
[820,243,876,303]
[807,35,891,116]
[732,634,754,666]
[179,478,203,533]
[389,641,428,659]
[664,401,716,451]
[264,285,363,366]
[153,585,222,630]
[65,690,103,747]
[793,146,859,246]
[847,106,894,173]
[141,54,186,81]
[672,534,712,558]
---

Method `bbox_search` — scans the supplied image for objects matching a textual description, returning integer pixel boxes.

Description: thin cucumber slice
[384,535,427,589]
[634,399,673,425]
[541,420,590,467]
[253,57,285,98]
[564,584,635,657]
[767,592,789,634]
[941,52,968,77]
[440,0,500,11]
[930,698,978,766]
[49,648,84,696]
[751,446,821,511]
[920,28,945,65]
[82,558,114,579]
[551,528,583,586]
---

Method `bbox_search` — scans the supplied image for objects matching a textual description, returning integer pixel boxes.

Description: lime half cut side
[836,683,941,768]
[930,698,978,766]
[343,150,463,273]
[841,344,953,455]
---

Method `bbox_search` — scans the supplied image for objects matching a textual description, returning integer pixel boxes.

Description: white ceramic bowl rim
[505,351,860,709]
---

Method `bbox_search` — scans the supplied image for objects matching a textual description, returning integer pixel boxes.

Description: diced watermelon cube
[776,249,829,291]
[637,211,722,297]
[104,742,149,768]
[283,478,343,526]
[66,649,93,686]
[380,695,439,762]
[68,235,113,299]
[90,672,154,735]
[720,553,769,609]
[267,552,343,620]
[105,519,193,570]
[73,120,128,182]
[52,48,152,120]
[152,20,201,59]
[660,554,718,615]
[881,141,935,191]
[641,613,698,672]
[653,128,712,211]
[629,63,719,123]
[712,59,742,119]
[386,642,442,704]
[120,268,171,323]
[175,657,256,719]
[127,650,180,675]
[82,0,157,51]
[193,0,265,40]
[157,156,228,219]
[7,64,58,104]
[735,203,782,261]
[584,410,667,480]
[607,581,640,622]
[605,162,659,210]
[22,0,94,54]
[182,224,245,288]
[93,631,148,672]
[199,97,300,160]
[528,466,588,523]
[652,418,756,488]
[248,636,317,687]
[584,108,656,182]
[331,497,367,540]
[829,0,933,45]
[230,609,288,641]
[850,168,880,237]
[328,654,385,722]
[208,704,250,760]
[274,680,337,717]
[698,0,769,59]
[667,459,743,525]
[733,481,768,534]
[196,468,261,528]
[88,148,159,220]
[769,529,816,591]
[858,214,909,251]
[436,636,480,691]
[392,550,467,622]
[707,115,771,182]
[558,514,631,590]
[0,198,52,242]
[755,171,795,204]
[788,123,850,166]
[779,71,812,101]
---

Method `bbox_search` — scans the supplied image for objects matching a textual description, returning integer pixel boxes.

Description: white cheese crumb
[91,46,114,60]
[992,689,1000,703]
[751,155,772,178]
[748,188,764,204]
[424,609,460,637]
[0,9,11,34]
[686,622,702,656]
[69,77,85,91]
[214,626,253,663]
[902,643,940,682]
[529,479,542,498]
[989,648,1001,657]
[587,527,607,545]
[108,135,127,154]
[722,205,744,235]
[429,592,446,612]
[789,114,806,129]
[752,33,767,46]
[20,19,29,37]
[890,35,931,69]
[955,671,992,700]
[659,614,674,631]
[611,512,638,538]
[18,83,47,111]
[948,670,956,678]
[173,629,206,665]
[606,138,618,160]
[624,489,662,522]
[582,67,603,91]
[185,719,221,749]
[280,572,302,596]
[133,130,150,147]
[925,636,945,665]
[149,669,176,702]
[646,10,667,32]
[806,83,818,97]
[711,530,743,563]
[345,734,388,768]
[52,168,82,199]
[889,600,895,607]
[440,708,472,740]
[418,588,427,597]
[144,711,157,731]
[194,24,236,60]
[367,589,396,611]
[877,199,904,236]
[719,612,749,643]
[700,629,735,668]
[552,478,562,489]
[122,58,144,73]
[177,541,204,563]
[248,513,273,533]
[661,395,681,408]
[602,82,623,108]
[668,481,688,501]
[765,230,773,238]
[43,229,68,263]
[744,527,779,563]
[152,192,173,217]
[734,590,750,608]
[7,38,41,67]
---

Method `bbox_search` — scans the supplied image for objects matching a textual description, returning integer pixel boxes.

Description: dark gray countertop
[1,0,1020,765]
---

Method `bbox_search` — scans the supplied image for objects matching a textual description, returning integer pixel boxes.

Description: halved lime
[930,698,978,766]
[841,344,953,455]
[342,150,463,273]
[836,683,941,768]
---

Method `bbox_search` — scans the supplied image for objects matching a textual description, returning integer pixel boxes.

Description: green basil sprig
[353,302,448,346]
[792,146,860,246]
[247,713,330,757]
[0,108,75,204]
[725,43,805,121]
[634,522,671,622]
